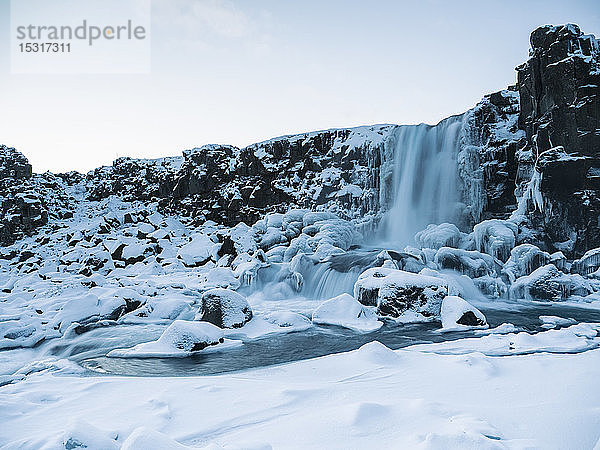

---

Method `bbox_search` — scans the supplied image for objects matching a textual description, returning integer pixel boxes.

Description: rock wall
[514,24,600,256]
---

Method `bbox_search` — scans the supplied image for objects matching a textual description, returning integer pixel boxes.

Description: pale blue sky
[0,0,599,173]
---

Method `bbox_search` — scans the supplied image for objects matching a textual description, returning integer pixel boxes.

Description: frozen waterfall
[384,115,465,244]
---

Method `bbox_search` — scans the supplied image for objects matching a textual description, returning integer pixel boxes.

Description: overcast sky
[0,0,599,173]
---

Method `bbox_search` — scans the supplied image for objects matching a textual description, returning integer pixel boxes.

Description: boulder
[415,223,463,250]
[440,296,487,330]
[434,247,497,278]
[177,233,221,267]
[510,264,593,301]
[354,268,447,318]
[198,288,253,328]
[107,320,226,358]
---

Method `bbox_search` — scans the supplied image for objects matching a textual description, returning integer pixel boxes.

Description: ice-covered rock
[473,219,518,262]
[227,222,258,255]
[502,244,551,282]
[434,247,497,278]
[472,275,507,298]
[440,296,487,331]
[354,268,447,318]
[312,293,382,333]
[510,264,593,301]
[415,223,463,250]
[198,288,253,328]
[107,320,235,358]
[573,248,600,276]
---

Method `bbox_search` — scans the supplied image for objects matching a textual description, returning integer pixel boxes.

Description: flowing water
[67,302,600,377]
[385,117,464,244]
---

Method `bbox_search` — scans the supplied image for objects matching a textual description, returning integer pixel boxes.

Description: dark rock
[515,24,600,256]
[199,288,253,328]
[456,310,486,326]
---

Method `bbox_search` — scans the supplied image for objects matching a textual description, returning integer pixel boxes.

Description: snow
[312,293,383,333]
[107,320,240,358]
[411,322,600,356]
[176,233,220,267]
[539,315,577,329]
[440,296,488,331]
[3,333,600,449]
[226,311,311,339]
[415,223,463,250]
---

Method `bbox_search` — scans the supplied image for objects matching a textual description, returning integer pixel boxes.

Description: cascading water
[255,117,467,301]
[385,116,465,245]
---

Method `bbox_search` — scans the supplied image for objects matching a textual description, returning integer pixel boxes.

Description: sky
[0,0,599,173]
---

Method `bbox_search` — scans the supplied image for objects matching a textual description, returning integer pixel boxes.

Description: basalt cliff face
[515,24,600,255]
[1,24,599,259]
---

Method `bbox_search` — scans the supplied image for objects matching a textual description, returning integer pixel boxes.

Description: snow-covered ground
[1,325,600,449]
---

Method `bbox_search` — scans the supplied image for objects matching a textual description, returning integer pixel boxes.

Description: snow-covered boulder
[305,218,360,252]
[415,223,463,250]
[228,222,258,255]
[107,320,234,358]
[502,244,551,282]
[572,248,600,276]
[78,249,114,276]
[197,267,241,290]
[198,288,253,328]
[434,247,497,278]
[440,296,487,330]
[510,264,593,301]
[473,219,518,262]
[52,293,127,332]
[312,293,382,333]
[120,240,159,265]
[177,233,220,267]
[354,268,447,318]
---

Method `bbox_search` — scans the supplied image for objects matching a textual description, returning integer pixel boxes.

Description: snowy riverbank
[2,324,600,449]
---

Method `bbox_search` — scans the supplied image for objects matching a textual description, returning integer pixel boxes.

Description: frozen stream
[29,301,600,377]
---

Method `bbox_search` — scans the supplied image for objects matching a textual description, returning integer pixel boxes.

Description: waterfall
[385,115,465,244]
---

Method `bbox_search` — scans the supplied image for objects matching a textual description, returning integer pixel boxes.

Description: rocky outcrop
[0,146,54,245]
[515,24,600,256]
[84,127,394,229]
